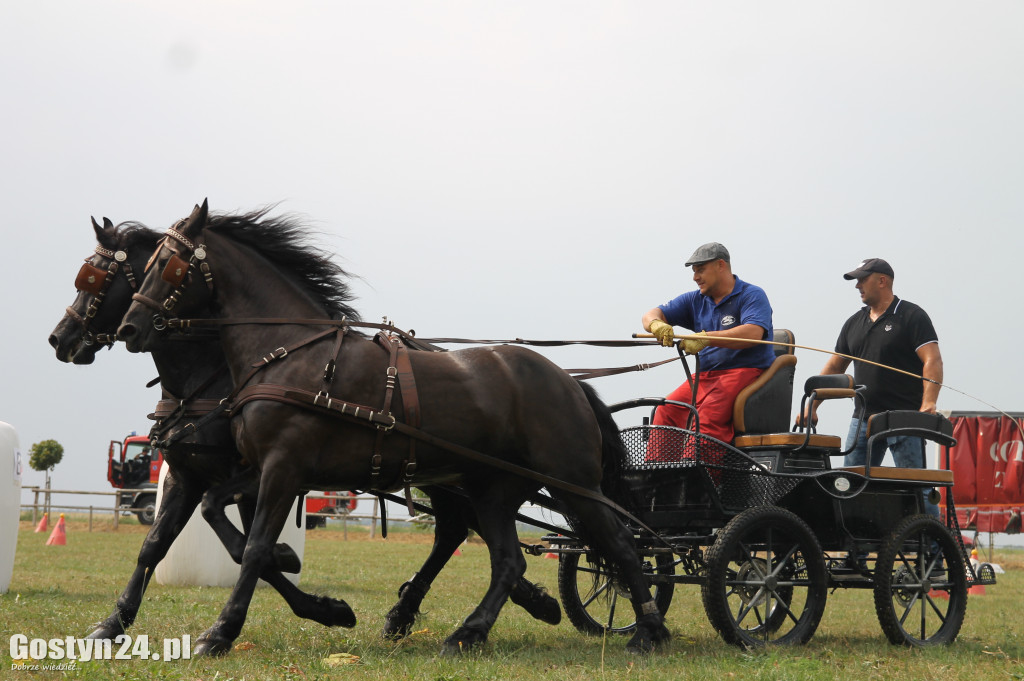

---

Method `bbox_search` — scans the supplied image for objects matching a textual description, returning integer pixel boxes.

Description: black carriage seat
[731,329,798,439]
[733,372,855,451]
[840,410,956,485]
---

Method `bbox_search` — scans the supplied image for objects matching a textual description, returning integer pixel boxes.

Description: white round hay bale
[0,421,22,593]
[154,463,305,587]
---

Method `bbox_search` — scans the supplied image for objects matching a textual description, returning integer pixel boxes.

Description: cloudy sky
[2,2,1022,505]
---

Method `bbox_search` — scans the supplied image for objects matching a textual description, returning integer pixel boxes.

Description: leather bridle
[132,221,214,330]
[66,243,138,347]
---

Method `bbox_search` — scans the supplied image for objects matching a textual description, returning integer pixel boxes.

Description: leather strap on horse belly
[230,381,666,544]
[223,328,668,545]
[393,337,421,514]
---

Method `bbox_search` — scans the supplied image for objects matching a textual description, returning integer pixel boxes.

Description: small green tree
[29,439,64,517]
[29,439,64,473]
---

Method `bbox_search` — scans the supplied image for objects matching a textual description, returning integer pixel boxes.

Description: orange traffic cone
[35,512,48,533]
[46,513,66,546]
[452,547,462,556]
[543,552,558,559]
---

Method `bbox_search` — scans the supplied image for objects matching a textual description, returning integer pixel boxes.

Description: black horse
[118,200,670,655]
[49,217,354,638]
[50,214,559,642]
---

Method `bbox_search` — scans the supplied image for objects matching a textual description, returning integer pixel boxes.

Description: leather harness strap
[152,398,225,419]
[228,381,664,542]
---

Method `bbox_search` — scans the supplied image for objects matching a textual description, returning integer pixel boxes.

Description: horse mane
[113,221,162,250]
[206,208,361,322]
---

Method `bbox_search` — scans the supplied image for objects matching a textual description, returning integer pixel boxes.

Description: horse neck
[149,339,231,401]
[204,231,337,381]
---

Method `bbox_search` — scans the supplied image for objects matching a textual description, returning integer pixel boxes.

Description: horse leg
[235,490,356,629]
[201,473,301,573]
[382,486,470,640]
[87,469,203,639]
[440,482,530,655]
[194,473,318,657]
[559,496,671,653]
[453,487,560,626]
[509,575,561,625]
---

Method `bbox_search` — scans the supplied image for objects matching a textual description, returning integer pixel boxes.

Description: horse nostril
[118,323,137,340]
[48,334,59,349]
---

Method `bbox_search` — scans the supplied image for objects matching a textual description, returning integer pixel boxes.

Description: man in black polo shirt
[805,259,943,500]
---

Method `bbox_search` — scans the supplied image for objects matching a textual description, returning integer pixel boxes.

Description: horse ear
[181,198,209,239]
[91,216,107,241]
[103,217,114,229]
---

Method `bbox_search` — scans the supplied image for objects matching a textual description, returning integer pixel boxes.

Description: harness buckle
[377,413,396,432]
[152,315,168,331]
[263,347,288,364]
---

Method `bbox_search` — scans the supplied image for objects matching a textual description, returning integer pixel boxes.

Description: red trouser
[651,367,764,445]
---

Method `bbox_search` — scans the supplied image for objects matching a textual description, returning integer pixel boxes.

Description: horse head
[49,216,161,364]
[119,200,214,354]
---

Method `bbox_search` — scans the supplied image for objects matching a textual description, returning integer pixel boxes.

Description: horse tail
[573,379,633,589]
[575,380,631,509]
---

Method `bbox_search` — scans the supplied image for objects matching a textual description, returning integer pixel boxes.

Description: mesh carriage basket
[616,425,802,514]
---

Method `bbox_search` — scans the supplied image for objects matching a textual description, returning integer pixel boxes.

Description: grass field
[2,516,1022,680]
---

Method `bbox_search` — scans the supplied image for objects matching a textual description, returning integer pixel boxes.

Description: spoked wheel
[557,550,676,635]
[873,514,967,646]
[702,506,827,647]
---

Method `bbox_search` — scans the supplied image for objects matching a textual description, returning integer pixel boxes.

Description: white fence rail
[20,487,430,538]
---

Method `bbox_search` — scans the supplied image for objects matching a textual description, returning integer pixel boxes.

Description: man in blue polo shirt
[642,242,775,444]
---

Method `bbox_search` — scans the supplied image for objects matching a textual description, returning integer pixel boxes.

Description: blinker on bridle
[68,244,136,346]
[134,222,213,329]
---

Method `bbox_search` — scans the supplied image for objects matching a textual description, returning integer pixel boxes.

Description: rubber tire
[134,494,157,526]
[557,551,675,635]
[873,514,968,646]
[702,506,827,647]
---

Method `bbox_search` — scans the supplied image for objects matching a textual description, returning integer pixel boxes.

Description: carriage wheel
[872,514,967,646]
[557,551,676,635]
[702,506,827,647]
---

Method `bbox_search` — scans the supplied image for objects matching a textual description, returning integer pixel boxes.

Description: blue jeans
[843,418,939,518]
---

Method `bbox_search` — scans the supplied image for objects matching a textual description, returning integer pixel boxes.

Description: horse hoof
[625,624,671,654]
[85,622,123,640]
[327,599,357,628]
[526,594,561,626]
[440,628,487,656]
[382,622,412,641]
[273,544,302,574]
[194,637,234,657]
[382,608,414,640]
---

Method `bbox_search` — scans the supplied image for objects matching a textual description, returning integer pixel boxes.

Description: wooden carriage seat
[840,410,955,484]
[731,329,797,440]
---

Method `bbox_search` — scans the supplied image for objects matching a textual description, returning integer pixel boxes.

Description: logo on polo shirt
[722,315,736,326]
[885,324,893,332]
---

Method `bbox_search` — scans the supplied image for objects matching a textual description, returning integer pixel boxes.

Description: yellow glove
[648,319,675,347]
[680,330,709,354]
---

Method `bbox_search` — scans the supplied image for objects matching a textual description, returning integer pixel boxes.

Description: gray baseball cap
[685,242,730,267]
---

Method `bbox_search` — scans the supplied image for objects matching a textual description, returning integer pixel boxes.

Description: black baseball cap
[843,258,894,280]
[685,242,730,267]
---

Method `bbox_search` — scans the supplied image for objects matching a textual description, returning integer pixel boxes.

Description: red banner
[944,413,1024,533]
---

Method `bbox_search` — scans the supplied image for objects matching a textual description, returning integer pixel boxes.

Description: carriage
[525,333,997,648]
[53,202,995,656]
